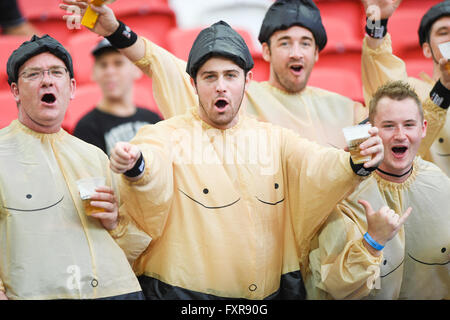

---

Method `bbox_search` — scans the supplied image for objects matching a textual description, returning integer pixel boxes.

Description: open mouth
[41,93,56,104]
[289,64,303,74]
[214,98,229,110]
[392,146,408,157]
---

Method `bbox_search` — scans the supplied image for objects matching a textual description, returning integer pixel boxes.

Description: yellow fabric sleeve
[0,277,4,293]
[281,128,366,271]
[119,124,175,241]
[315,207,383,299]
[419,98,448,158]
[361,34,408,106]
[133,37,197,119]
[108,211,152,266]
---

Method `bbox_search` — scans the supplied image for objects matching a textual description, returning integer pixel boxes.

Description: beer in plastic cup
[438,41,450,73]
[81,0,116,28]
[76,177,106,215]
[342,124,372,164]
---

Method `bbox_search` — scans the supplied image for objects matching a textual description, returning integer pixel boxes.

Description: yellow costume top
[306,157,450,300]
[361,34,449,176]
[0,120,150,299]
[139,35,442,160]
[136,37,367,149]
[119,106,367,299]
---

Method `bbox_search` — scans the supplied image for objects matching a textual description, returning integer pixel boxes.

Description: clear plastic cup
[438,41,450,72]
[76,177,106,215]
[342,124,372,164]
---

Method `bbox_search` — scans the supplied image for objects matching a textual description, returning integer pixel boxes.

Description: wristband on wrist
[106,20,138,49]
[430,80,450,109]
[365,18,388,39]
[124,153,145,178]
[363,232,385,251]
[350,156,376,177]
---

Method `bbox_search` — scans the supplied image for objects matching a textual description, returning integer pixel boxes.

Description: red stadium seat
[62,84,99,133]
[109,0,177,49]
[67,30,161,85]
[315,50,362,82]
[388,0,441,55]
[17,0,84,45]
[167,27,270,81]
[317,0,365,54]
[0,35,30,91]
[404,57,433,79]
[67,32,103,85]
[63,82,159,133]
[308,66,364,103]
[0,90,18,129]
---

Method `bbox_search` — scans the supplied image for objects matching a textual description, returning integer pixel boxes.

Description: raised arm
[360,0,408,105]
[282,126,384,270]
[60,0,197,118]
[308,194,411,300]
[108,126,175,241]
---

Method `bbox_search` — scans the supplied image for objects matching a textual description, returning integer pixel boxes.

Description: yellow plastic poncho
[306,157,450,300]
[140,35,443,159]
[119,105,367,299]
[361,34,450,176]
[136,37,367,148]
[0,120,150,300]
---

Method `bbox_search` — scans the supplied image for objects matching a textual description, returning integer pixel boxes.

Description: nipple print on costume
[255,182,285,205]
[178,187,241,209]
[178,181,285,209]
[255,182,284,206]
[380,258,404,278]
[3,194,64,212]
[408,247,450,266]
[436,137,450,157]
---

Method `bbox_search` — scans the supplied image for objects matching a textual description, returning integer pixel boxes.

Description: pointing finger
[398,207,412,226]
[358,199,374,216]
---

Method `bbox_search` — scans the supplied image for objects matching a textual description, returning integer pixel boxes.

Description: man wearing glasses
[0,34,150,300]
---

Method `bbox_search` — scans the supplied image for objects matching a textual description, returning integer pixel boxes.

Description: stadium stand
[62,82,159,133]
[167,27,270,81]
[0,0,441,129]
[0,35,29,91]
[0,90,18,129]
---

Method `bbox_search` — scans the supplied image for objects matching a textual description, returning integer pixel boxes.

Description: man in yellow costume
[61,1,385,299]
[306,81,449,300]
[0,34,150,300]
[62,0,371,149]
[361,0,450,175]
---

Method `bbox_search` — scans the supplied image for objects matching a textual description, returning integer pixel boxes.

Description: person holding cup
[60,0,386,299]
[361,0,450,175]
[0,34,150,300]
[305,81,450,300]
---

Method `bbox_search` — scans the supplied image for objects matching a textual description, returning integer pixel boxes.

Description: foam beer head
[81,0,117,29]
[76,177,106,215]
[438,41,450,73]
[342,123,372,164]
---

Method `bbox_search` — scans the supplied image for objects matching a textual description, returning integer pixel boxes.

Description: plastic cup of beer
[76,177,106,216]
[438,41,450,72]
[342,124,372,164]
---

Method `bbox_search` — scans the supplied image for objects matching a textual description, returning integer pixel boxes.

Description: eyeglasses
[19,66,68,81]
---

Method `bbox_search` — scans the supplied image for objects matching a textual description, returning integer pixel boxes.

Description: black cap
[91,38,119,57]
[6,34,74,85]
[186,20,254,78]
[258,0,327,51]
[418,1,450,46]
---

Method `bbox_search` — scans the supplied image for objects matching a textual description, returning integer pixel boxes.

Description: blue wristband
[363,232,385,251]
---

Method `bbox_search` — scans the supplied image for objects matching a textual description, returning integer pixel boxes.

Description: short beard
[197,82,246,128]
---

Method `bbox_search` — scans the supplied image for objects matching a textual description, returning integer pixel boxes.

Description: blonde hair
[368,81,423,124]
